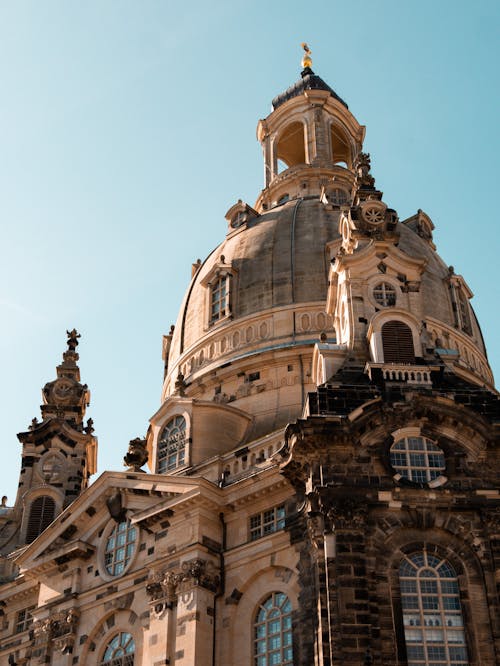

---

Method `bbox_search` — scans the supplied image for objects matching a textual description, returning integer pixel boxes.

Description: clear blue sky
[1,1,499,503]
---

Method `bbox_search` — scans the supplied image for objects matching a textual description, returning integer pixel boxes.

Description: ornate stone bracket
[146,570,181,618]
[31,609,80,658]
[147,558,220,617]
[180,558,220,593]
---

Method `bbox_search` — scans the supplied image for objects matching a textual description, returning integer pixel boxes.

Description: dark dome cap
[271,67,348,110]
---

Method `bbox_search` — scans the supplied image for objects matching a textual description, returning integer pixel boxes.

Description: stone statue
[66,329,81,351]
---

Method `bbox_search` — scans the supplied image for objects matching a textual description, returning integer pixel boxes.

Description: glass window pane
[390,437,445,484]
[100,632,135,666]
[104,520,137,576]
[254,593,293,665]
[399,552,468,666]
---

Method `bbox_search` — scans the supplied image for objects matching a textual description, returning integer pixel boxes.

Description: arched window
[254,592,293,665]
[104,520,137,576]
[382,320,415,363]
[157,415,187,473]
[26,495,56,543]
[276,122,306,171]
[100,632,135,666]
[399,551,468,665]
[390,436,445,484]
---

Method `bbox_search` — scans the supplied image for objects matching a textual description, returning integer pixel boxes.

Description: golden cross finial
[301,42,312,69]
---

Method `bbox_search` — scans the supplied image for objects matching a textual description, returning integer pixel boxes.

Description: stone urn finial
[123,437,148,472]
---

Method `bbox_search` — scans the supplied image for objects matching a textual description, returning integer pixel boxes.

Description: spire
[40,329,90,427]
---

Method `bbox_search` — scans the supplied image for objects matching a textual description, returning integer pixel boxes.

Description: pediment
[337,241,426,278]
[14,471,216,573]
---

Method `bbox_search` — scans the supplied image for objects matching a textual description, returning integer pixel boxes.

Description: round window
[390,436,445,484]
[40,454,64,482]
[373,282,396,307]
[104,520,137,576]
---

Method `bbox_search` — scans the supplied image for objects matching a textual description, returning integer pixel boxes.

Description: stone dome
[151,68,494,475]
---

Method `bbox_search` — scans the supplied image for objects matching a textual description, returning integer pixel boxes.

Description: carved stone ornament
[33,618,52,643]
[180,558,220,592]
[123,436,149,471]
[66,329,81,351]
[327,498,368,531]
[32,609,79,654]
[146,570,181,603]
[359,199,387,227]
[175,371,187,397]
[482,506,500,534]
[355,152,375,188]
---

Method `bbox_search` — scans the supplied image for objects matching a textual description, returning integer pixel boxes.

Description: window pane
[399,552,468,666]
[254,593,293,665]
[157,416,187,473]
[104,520,137,576]
[390,437,445,484]
[100,632,135,666]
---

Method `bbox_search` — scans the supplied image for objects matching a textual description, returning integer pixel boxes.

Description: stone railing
[366,363,436,386]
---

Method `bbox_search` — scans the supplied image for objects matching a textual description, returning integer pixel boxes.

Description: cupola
[255,44,365,211]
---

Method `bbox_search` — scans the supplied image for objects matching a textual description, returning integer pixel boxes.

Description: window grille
[373,282,396,307]
[399,551,468,665]
[390,437,445,484]
[210,275,230,323]
[100,632,135,666]
[26,496,56,543]
[250,505,285,541]
[104,520,137,576]
[15,606,34,634]
[157,415,186,473]
[254,592,293,666]
[382,321,415,363]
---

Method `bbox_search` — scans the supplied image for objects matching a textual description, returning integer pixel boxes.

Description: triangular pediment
[15,471,220,574]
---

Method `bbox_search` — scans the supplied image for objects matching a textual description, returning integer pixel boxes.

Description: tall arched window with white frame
[399,551,468,666]
[254,592,293,665]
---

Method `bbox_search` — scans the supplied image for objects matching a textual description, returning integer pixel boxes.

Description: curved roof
[272,67,348,110]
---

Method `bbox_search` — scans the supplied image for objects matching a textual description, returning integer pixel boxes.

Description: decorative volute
[255,47,365,211]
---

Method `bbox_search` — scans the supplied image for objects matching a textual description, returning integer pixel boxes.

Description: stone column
[145,570,180,665]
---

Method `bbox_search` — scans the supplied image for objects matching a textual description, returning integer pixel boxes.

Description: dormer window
[201,256,238,328]
[458,291,472,336]
[157,415,187,473]
[448,272,474,338]
[211,275,230,323]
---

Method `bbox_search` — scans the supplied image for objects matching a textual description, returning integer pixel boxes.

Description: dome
[271,67,348,111]
[151,67,494,476]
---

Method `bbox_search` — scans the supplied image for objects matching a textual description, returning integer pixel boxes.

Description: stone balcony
[365,363,440,386]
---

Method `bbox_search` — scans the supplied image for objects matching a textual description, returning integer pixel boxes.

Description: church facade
[0,55,499,666]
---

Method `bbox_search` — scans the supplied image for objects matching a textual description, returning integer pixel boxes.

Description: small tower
[0,331,97,557]
[256,44,365,210]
